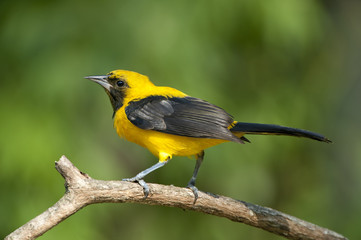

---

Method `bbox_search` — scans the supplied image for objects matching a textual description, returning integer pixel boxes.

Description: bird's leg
[123,160,168,198]
[187,151,204,204]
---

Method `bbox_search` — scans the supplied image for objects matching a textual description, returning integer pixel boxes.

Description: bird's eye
[116,80,125,87]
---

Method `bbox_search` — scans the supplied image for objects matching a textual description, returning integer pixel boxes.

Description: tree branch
[6,155,347,240]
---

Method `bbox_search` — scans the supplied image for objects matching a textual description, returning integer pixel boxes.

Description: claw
[122,161,168,199]
[123,178,150,199]
[187,182,199,204]
[138,179,150,199]
[122,177,137,182]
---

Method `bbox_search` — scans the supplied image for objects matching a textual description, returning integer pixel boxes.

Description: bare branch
[5,155,347,240]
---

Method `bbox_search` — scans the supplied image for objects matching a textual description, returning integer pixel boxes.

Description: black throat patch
[106,88,126,118]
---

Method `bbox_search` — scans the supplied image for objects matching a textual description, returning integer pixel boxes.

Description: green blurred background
[1,0,360,239]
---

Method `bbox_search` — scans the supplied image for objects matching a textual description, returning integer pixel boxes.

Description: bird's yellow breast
[114,112,227,161]
[113,86,228,162]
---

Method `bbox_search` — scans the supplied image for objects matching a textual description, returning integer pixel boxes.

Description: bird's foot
[122,161,169,199]
[186,181,199,204]
[123,177,150,199]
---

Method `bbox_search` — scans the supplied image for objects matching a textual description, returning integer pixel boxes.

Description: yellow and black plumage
[86,70,331,201]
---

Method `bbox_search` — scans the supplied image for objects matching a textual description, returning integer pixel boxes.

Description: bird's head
[86,70,154,114]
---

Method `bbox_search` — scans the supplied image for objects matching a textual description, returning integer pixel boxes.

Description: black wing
[125,96,242,143]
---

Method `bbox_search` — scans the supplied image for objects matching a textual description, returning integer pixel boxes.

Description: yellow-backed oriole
[86,70,331,201]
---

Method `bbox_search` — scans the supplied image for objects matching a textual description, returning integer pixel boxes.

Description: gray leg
[187,151,204,204]
[123,160,168,198]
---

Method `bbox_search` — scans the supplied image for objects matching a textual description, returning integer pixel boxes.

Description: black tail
[231,122,331,143]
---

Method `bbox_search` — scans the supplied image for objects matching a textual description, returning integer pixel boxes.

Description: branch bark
[6,155,347,240]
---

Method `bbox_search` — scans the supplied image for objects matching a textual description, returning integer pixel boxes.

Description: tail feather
[231,122,331,143]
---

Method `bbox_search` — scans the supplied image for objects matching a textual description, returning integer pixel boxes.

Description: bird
[86,70,331,202]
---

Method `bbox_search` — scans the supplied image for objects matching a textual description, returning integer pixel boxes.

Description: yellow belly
[114,109,228,162]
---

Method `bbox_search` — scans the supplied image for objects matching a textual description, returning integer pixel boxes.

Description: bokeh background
[1,0,360,239]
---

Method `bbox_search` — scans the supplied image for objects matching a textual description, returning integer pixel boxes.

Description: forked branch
[5,156,347,240]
